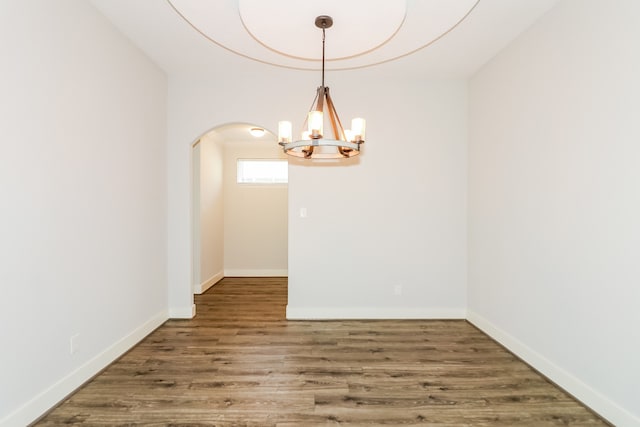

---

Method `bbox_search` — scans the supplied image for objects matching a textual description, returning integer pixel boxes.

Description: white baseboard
[193,271,223,294]
[467,311,639,427]
[0,311,167,427]
[224,269,287,277]
[286,306,466,320]
[169,303,196,319]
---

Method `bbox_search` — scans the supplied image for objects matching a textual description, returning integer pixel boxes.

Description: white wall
[167,67,468,319]
[193,133,224,293]
[287,78,468,319]
[468,1,640,425]
[0,1,168,425]
[223,140,288,276]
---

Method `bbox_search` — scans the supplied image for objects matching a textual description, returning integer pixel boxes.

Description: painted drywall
[0,1,168,425]
[167,67,468,319]
[286,78,468,318]
[468,0,640,425]
[193,133,224,292]
[222,140,288,276]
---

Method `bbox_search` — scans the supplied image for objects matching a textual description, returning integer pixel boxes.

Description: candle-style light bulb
[344,129,354,142]
[278,121,292,143]
[308,111,323,138]
[351,118,366,142]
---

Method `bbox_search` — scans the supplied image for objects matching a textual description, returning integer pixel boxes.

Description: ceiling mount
[315,15,333,30]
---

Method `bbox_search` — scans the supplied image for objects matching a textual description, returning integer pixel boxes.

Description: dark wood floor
[37,277,608,426]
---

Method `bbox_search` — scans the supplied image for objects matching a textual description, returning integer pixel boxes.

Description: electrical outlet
[394,284,402,295]
[70,334,80,355]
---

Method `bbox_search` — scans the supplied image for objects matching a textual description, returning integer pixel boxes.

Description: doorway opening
[192,123,288,295]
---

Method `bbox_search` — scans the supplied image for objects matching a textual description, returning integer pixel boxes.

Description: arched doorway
[192,123,288,297]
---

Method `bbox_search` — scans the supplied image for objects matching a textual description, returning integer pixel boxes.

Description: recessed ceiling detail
[167,0,481,71]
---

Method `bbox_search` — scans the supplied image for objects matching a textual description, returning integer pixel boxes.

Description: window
[236,159,288,184]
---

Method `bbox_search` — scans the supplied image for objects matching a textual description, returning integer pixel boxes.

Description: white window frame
[236,159,288,184]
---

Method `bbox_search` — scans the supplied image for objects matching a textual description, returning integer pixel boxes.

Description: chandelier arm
[303,146,314,158]
[325,95,341,140]
[316,86,325,116]
[325,89,346,140]
[338,147,352,157]
[303,88,321,130]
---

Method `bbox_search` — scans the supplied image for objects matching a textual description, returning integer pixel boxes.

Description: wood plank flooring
[36,277,608,426]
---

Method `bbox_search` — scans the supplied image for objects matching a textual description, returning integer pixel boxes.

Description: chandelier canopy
[278,16,365,159]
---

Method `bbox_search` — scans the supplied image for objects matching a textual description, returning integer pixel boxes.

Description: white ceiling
[90,0,560,77]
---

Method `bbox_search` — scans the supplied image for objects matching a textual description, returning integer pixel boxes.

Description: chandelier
[278,16,366,159]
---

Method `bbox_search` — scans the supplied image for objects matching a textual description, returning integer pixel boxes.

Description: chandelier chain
[321,27,326,88]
